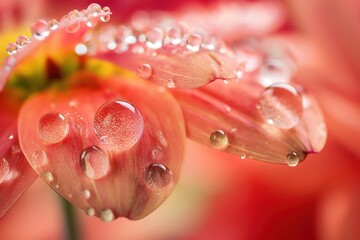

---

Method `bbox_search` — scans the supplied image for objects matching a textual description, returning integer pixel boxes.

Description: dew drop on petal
[210,130,229,150]
[38,112,70,144]
[64,10,80,33]
[86,207,96,216]
[80,146,110,180]
[15,36,30,48]
[31,151,48,167]
[100,6,111,22]
[136,63,152,79]
[258,83,303,129]
[287,152,300,167]
[240,153,246,160]
[145,27,164,50]
[100,209,114,222]
[41,171,54,183]
[81,189,91,200]
[151,146,163,161]
[94,100,144,151]
[146,163,172,189]
[0,158,10,184]
[186,34,202,51]
[87,3,102,17]
[6,43,18,55]
[31,19,50,40]
[167,27,182,45]
[48,19,59,30]
[167,79,175,88]
[258,58,293,87]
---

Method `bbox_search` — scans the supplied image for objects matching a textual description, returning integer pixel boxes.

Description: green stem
[60,197,79,240]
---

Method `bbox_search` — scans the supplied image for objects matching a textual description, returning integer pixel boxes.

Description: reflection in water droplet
[80,146,110,179]
[15,36,30,48]
[186,34,202,51]
[41,171,54,183]
[94,100,144,151]
[145,28,164,49]
[0,158,10,184]
[31,19,50,40]
[146,163,172,189]
[32,151,48,167]
[6,43,18,55]
[210,130,229,150]
[100,209,114,222]
[81,189,91,200]
[258,83,303,129]
[86,207,96,216]
[137,63,152,79]
[38,112,70,144]
[287,152,300,167]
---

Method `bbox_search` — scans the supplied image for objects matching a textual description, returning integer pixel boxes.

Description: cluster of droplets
[0,3,111,79]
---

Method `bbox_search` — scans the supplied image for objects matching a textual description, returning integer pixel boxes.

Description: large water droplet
[86,207,96,216]
[287,152,300,167]
[15,36,30,48]
[80,146,110,180]
[41,171,54,183]
[100,209,115,222]
[31,19,50,40]
[0,158,10,184]
[6,43,18,55]
[38,112,70,145]
[186,34,202,51]
[258,83,303,129]
[31,151,48,167]
[94,100,144,151]
[81,189,91,200]
[136,63,152,79]
[146,163,172,189]
[210,130,229,150]
[145,28,164,49]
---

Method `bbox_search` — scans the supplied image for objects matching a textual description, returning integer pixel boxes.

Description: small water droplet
[210,130,229,150]
[6,43,18,55]
[80,146,110,180]
[31,19,50,40]
[87,3,102,17]
[287,152,300,167]
[94,100,144,151]
[157,131,168,146]
[131,44,145,54]
[15,36,30,48]
[100,209,114,222]
[38,112,69,145]
[48,19,59,30]
[0,158,10,184]
[137,63,152,79]
[258,57,293,87]
[63,11,80,33]
[240,153,246,160]
[8,134,14,140]
[75,43,88,55]
[81,189,91,200]
[100,6,111,22]
[167,27,182,45]
[32,151,48,167]
[202,36,218,50]
[55,184,59,189]
[68,193,73,199]
[86,207,96,216]
[225,106,232,113]
[151,146,163,160]
[258,83,303,129]
[186,34,202,51]
[41,171,54,183]
[146,163,172,189]
[145,28,164,49]
[167,79,175,88]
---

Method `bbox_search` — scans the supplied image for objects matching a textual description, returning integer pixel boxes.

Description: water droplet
[145,28,164,49]
[48,19,59,30]
[38,112,70,145]
[151,146,163,160]
[167,27,182,45]
[137,63,152,79]
[146,163,172,189]
[186,34,202,51]
[100,6,111,22]
[157,131,168,146]
[8,134,14,140]
[81,189,91,200]
[55,184,59,189]
[94,100,144,151]
[15,36,30,48]
[210,130,229,150]
[80,146,110,180]
[75,43,88,55]
[287,152,299,167]
[87,3,102,17]
[240,153,246,160]
[225,106,232,113]
[100,209,114,222]
[86,207,96,216]
[41,171,54,183]
[258,57,293,87]
[31,19,50,40]
[63,11,80,33]
[131,44,145,54]
[167,79,175,88]
[258,83,303,129]
[31,151,48,167]
[6,43,18,55]
[68,193,73,199]
[0,158,10,184]
[202,36,218,50]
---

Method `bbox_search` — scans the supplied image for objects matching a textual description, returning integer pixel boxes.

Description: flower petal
[18,73,186,220]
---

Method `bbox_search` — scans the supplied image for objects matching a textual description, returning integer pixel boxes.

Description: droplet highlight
[38,112,70,144]
[210,130,229,150]
[80,146,110,180]
[146,163,172,189]
[186,34,202,51]
[145,28,164,49]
